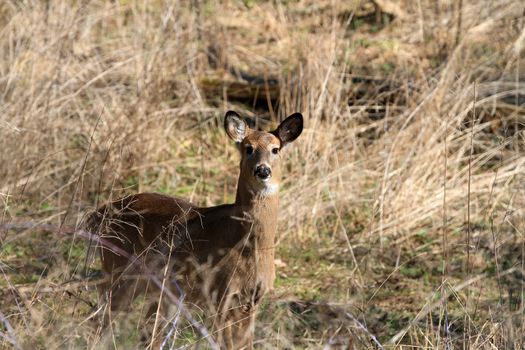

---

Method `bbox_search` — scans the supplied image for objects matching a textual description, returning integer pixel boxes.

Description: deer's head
[224,111,303,196]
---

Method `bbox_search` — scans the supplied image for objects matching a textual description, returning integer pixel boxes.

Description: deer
[86,110,303,349]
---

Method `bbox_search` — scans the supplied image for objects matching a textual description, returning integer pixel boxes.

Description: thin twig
[0,312,20,350]
[162,297,184,350]
[465,83,476,346]
[455,0,463,47]
[442,115,451,350]
[345,311,384,350]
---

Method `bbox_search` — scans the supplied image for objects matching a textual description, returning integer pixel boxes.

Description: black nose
[255,165,271,179]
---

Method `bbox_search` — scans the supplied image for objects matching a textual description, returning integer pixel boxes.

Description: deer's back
[87,193,197,271]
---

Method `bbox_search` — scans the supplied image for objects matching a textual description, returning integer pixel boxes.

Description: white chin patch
[257,180,279,196]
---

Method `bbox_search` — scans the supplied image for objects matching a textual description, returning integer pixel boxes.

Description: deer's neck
[234,180,278,288]
[234,180,279,245]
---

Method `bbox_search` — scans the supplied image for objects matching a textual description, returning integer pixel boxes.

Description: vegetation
[0,0,524,348]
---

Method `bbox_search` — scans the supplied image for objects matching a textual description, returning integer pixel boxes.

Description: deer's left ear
[272,113,303,146]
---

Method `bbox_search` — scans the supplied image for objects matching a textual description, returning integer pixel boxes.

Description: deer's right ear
[224,111,248,143]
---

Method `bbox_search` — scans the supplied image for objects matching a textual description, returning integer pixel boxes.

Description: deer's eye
[246,145,254,155]
[272,148,279,155]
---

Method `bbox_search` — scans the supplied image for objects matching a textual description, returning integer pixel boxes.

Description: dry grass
[1,0,524,348]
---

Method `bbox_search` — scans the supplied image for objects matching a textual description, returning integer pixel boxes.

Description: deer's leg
[142,300,168,350]
[217,307,256,350]
[230,309,256,350]
[97,259,150,328]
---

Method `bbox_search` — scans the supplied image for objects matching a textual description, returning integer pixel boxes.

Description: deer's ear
[273,113,303,146]
[224,111,249,143]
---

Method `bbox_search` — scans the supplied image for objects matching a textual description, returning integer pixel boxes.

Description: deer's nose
[254,164,271,180]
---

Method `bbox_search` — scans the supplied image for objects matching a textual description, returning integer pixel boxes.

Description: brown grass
[1,0,524,348]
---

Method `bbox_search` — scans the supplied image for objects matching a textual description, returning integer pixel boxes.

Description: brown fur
[86,111,303,349]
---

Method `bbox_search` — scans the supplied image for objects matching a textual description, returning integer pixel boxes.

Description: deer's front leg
[221,307,256,350]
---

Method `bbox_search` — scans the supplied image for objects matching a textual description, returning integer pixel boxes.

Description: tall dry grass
[1,0,524,348]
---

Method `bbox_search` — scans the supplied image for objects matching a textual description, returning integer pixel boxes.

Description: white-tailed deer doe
[87,111,303,349]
